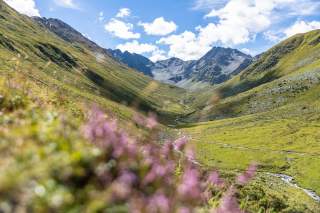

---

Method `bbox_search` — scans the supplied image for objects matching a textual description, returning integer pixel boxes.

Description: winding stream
[270,173,320,202]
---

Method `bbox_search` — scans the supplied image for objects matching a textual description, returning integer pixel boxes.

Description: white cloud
[264,31,282,42]
[203,0,298,45]
[116,40,157,54]
[149,49,168,62]
[105,19,140,39]
[288,0,320,16]
[284,20,320,38]
[159,0,313,60]
[240,48,255,56]
[138,17,177,36]
[116,8,131,18]
[158,31,211,60]
[54,0,78,9]
[4,0,40,17]
[98,12,104,22]
[193,0,227,10]
[116,41,167,62]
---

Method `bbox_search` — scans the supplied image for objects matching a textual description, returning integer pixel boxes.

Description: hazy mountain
[151,57,195,84]
[150,47,252,87]
[106,49,154,76]
[33,17,252,86]
[186,47,252,84]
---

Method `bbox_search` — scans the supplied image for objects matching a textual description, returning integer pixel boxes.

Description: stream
[270,173,320,202]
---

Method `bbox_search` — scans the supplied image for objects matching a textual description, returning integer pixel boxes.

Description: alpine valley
[1,0,320,212]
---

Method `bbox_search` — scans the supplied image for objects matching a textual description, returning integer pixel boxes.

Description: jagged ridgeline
[0,0,189,123]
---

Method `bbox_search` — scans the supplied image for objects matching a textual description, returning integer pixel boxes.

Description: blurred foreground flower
[82,107,256,212]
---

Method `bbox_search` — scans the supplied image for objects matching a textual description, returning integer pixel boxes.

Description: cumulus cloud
[158,31,210,60]
[158,0,317,60]
[284,20,320,37]
[116,8,131,18]
[149,49,168,62]
[105,19,140,39]
[203,0,298,45]
[116,40,157,54]
[138,17,177,36]
[116,41,167,62]
[54,0,78,9]
[4,0,40,17]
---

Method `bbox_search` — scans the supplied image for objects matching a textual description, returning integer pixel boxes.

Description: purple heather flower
[185,148,196,162]
[178,207,192,213]
[178,167,202,200]
[161,141,174,156]
[237,164,257,185]
[213,186,244,213]
[146,112,158,129]
[174,137,188,151]
[118,170,136,185]
[133,114,145,126]
[208,171,225,188]
[147,193,170,213]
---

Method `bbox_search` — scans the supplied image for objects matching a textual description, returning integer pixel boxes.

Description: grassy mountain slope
[0,0,189,123]
[181,30,320,199]
[186,30,320,121]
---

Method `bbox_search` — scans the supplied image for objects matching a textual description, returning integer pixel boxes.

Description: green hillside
[1,0,320,211]
[181,30,320,200]
[185,30,320,121]
[0,0,189,124]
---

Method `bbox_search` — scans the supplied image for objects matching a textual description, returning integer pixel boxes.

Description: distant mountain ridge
[33,17,155,76]
[150,47,252,87]
[33,17,105,54]
[106,49,154,76]
[33,17,252,87]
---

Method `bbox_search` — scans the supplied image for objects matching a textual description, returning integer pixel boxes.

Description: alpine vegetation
[82,107,257,212]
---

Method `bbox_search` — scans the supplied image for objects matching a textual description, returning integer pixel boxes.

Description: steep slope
[187,30,320,120]
[0,1,189,123]
[33,17,105,54]
[33,17,156,77]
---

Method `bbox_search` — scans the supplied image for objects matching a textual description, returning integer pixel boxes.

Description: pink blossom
[178,207,191,213]
[133,114,145,126]
[208,171,225,188]
[146,112,158,129]
[237,164,257,185]
[178,167,202,201]
[185,148,196,162]
[82,107,256,213]
[147,193,170,213]
[213,187,244,213]
[174,137,188,151]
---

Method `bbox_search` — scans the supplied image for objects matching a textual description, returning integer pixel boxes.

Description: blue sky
[5,0,320,61]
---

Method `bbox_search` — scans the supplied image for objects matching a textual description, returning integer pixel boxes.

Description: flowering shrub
[82,107,257,212]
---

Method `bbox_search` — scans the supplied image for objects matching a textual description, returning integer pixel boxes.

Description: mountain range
[33,17,253,88]
[1,0,320,211]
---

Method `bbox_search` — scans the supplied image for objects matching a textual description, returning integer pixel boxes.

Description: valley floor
[181,113,320,211]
